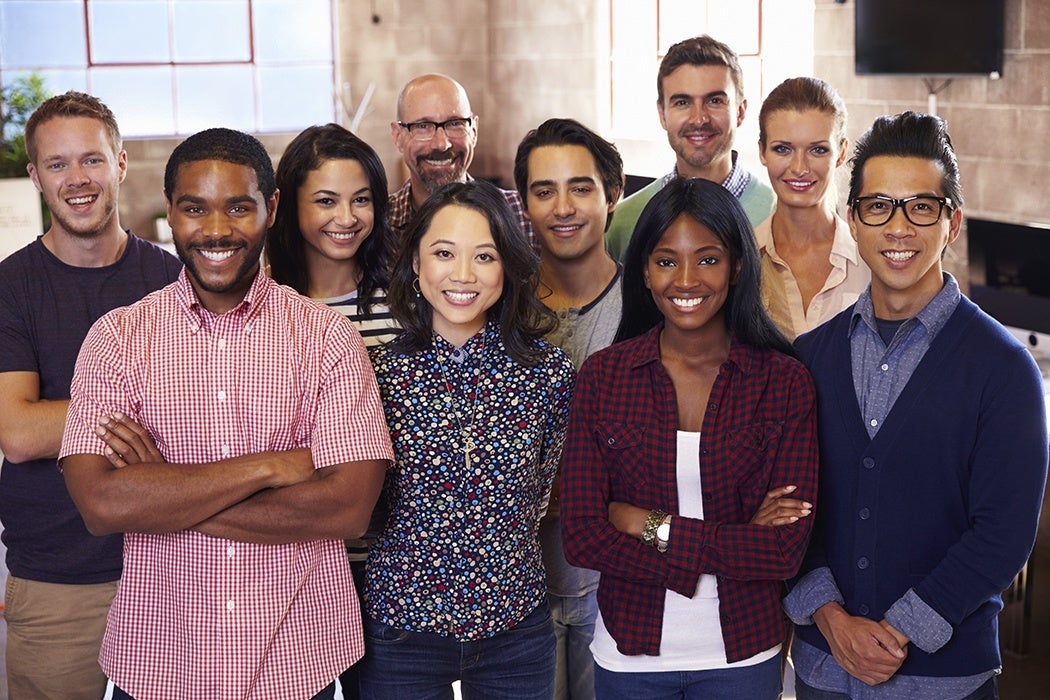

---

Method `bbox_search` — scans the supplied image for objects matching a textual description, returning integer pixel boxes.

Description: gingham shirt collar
[667,150,750,198]
[173,266,271,333]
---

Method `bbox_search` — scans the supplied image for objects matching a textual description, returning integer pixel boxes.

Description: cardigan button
[859,507,871,520]
[857,557,870,569]
[862,457,875,469]
[858,604,870,615]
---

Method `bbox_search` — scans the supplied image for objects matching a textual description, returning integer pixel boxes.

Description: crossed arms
[62,413,386,544]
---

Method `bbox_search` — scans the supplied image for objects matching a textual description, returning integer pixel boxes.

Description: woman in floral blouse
[361,180,575,699]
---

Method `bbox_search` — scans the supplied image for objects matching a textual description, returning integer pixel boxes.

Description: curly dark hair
[164,127,276,201]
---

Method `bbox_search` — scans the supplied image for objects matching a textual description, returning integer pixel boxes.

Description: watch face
[657,522,670,539]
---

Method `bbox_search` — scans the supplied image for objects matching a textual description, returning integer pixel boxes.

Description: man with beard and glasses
[388,73,537,252]
[605,35,775,260]
[0,91,181,700]
[59,128,394,700]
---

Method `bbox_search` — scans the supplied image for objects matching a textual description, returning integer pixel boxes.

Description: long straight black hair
[615,177,794,357]
[387,180,556,366]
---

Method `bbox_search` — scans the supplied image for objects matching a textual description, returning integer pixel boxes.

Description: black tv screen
[855,0,1005,77]
[968,218,1050,339]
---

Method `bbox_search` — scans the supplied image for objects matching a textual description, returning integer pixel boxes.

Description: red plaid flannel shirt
[387,176,538,254]
[561,325,818,662]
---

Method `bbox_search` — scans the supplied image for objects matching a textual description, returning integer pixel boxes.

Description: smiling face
[525,144,616,264]
[27,115,127,240]
[760,108,846,210]
[297,157,374,273]
[413,204,504,347]
[849,155,961,320]
[658,64,745,181]
[392,76,477,201]
[168,159,278,314]
[644,213,733,338]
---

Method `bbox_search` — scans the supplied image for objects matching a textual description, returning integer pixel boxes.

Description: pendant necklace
[436,335,485,469]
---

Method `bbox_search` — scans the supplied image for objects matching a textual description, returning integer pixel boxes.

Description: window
[0,0,335,137]
[609,0,815,176]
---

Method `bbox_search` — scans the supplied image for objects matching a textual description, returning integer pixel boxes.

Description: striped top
[318,288,399,348]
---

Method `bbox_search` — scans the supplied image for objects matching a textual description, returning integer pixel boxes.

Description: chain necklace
[435,335,486,469]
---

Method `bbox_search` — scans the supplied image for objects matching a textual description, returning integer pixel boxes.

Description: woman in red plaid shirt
[562,177,819,699]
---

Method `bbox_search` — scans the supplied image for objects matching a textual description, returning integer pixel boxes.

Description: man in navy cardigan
[785,111,1048,700]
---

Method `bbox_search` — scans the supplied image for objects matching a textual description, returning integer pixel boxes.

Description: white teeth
[325,230,356,241]
[67,195,96,205]
[883,250,916,262]
[424,158,454,166]
[199,249,236,261]
[551,225,582,233]
[786,180,813,188]
[445,291,478,303]
[672,297,705,308]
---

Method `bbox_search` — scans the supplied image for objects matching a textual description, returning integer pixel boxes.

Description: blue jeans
[794,673,999,700]
[549,590,598,699]
[359,602,555,699]
[593,652,782,700]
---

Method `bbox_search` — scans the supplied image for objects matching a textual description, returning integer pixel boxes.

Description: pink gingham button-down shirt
[61,270,394,700]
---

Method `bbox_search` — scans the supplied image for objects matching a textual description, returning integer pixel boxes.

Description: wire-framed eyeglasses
[396,117,473,141]
[849,195,954,227]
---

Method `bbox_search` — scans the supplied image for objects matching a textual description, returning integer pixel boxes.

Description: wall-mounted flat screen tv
[855,0,1005,77]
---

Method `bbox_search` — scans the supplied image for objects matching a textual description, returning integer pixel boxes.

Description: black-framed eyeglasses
[849,195,954,227]
[396,117,473,141]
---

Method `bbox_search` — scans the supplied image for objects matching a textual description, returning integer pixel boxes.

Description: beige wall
[331,0,609,189]
[119,0,1050,258]
[813,0,1050,284]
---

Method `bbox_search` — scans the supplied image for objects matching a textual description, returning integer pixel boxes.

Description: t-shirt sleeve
[0,267,38,374]
[59,313,132,462]
[310,315,394,469]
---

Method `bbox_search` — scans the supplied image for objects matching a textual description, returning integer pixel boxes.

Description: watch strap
[642,508,667,547]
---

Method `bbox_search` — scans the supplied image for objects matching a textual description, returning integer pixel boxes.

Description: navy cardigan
[792,296,1048,677]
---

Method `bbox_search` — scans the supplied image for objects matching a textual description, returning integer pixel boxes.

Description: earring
[412,277,421,298]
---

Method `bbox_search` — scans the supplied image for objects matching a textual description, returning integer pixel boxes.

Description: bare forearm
[194,459,387,544]
[0,397,69,463]
[63,449,313,535]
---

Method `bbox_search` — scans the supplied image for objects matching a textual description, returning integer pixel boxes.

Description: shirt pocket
[723,421,784,518]
[595,422,650,491]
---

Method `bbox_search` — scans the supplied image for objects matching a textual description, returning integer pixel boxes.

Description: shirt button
[708,402,717,410]
[226,599,235,612]
[858,604,870,615]
[221,444,230,457]
[217,390,227,402]
[880,363,889,371]
[857,557,870,570]
[869,418,878,428]
[227,545,235,558]
[859,508,871,520]
[862,457,875,469]
[607,437,615,446]
[217,338,226,350]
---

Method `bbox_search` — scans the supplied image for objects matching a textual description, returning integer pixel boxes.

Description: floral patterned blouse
[366,322,575,640]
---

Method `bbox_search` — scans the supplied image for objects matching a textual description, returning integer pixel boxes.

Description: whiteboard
[0,178,44,262]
